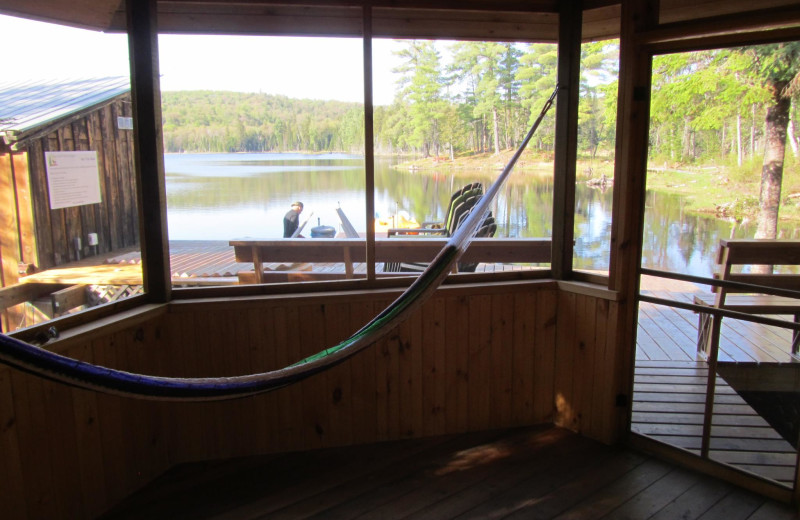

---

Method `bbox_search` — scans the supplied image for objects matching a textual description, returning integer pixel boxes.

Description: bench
[694,239,800,358]
[230,238,551,284]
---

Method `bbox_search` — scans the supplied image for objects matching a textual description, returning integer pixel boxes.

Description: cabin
[0,78,140,329]
[1,1,800,519]
[0,77,139,271]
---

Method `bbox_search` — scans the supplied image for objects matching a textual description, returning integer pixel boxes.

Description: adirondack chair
[383,183,496,273]
[387,183,484,238]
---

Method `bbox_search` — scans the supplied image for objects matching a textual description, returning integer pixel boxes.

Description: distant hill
[161,90,365,153]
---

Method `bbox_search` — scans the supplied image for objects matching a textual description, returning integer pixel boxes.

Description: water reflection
[164,152,767,276]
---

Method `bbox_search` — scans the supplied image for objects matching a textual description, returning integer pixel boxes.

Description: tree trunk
[755,80,791,244]
[682,117,691,161]
[788,113,799,158]
[751,103,757,158]
[492,107,501,155]
[737,112,743,167]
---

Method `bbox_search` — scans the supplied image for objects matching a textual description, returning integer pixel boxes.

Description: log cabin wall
[0,280,627,520]
[22,95,139,271]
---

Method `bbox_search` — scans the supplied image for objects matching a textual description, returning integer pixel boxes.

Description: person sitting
[283,201,304,237]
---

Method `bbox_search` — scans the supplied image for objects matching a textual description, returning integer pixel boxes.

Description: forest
[160,40,617,157]
[161,40,800,176]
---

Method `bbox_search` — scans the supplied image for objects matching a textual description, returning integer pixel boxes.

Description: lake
[164,152,756,277]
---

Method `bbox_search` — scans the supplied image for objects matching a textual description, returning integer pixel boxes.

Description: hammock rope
[0,86,559,401]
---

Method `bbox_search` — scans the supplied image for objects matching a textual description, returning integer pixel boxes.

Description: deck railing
[231,237,552,283]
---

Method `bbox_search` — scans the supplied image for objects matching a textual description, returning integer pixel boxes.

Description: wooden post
[343,246,354,279]
[253,246,265,284]
[127,0,171,303]
[608,0,658,440]
[363,6,376,281]
[551,0,582,280]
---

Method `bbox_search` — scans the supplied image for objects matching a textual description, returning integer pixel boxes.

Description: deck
[101,425,796,520]
[634,275,800,488]
[20,240,538,287]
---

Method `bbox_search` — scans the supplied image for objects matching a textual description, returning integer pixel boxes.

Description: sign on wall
[45,151,102,209]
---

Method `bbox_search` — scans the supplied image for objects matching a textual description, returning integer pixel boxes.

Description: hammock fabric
[0,86,558,401]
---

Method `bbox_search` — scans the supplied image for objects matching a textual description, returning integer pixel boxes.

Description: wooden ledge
[6,303,167,354]
[557,280,619,301]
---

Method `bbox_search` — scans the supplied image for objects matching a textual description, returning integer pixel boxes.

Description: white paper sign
[45,151,102,209]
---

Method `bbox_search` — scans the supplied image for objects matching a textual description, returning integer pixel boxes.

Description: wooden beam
[643,26,800,54]
[158,0,561,13]
[0,282,69,311]
[51,285,88,317]
[647,4,800,42]
[363,6,376,280]
[641,4,800,51]
[608,0,658,442]
[127,0,171,303]
[231,238,552,264]
[551,0,582,280]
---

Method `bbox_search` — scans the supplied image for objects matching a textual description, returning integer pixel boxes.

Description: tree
[451,41,521,155]
[578,41,618,159]
[742,43,800,241]
[393,40,447,156]
[516,43,558,152]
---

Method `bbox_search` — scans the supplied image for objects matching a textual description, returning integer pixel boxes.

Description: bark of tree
[755,80,790,243]
[492,106,501,155]
[788,116,799,158]
[682,117,691,161]
[737,112,743,166]
[751,103,757,157]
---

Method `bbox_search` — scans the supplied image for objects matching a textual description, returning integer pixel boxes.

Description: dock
[634,275,800,487]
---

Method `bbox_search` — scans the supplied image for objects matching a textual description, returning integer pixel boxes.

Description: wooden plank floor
[101,241,540,280]
[637,275,799,364]
[100,426,797,520]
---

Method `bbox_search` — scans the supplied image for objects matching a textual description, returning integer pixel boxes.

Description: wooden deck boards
[21,240,540,285]
[100,426,797,520]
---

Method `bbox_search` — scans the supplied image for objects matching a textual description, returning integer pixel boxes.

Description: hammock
[0,86,558,401]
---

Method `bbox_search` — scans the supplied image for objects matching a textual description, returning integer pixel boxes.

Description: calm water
[164,152,758,277]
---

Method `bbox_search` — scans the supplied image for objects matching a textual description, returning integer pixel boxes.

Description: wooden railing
[693,239,800,358]
[230,238,552,283]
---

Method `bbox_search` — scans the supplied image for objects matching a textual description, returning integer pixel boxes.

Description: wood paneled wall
[554,289,626,443]
[0,281,625,519]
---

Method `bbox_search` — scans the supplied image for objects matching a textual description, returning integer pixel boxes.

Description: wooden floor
[100,426,797,520]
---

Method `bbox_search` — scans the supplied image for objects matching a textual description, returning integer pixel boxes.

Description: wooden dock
[634,275,800,487]
[18,239,541,287]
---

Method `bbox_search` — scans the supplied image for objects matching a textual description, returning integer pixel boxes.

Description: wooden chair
[384,183,496,273]
[694,239,800,358]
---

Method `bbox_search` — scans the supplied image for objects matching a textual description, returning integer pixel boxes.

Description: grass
[397,149,800,226]
[646,158,800,225]
[396,149,615,181]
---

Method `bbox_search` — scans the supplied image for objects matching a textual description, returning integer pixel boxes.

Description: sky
[0,14,404,105]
